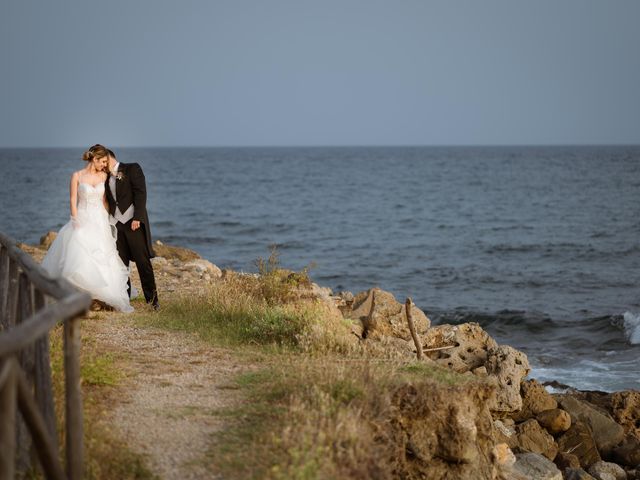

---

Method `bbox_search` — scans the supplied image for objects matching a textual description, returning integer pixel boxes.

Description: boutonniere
[115,171,125,181]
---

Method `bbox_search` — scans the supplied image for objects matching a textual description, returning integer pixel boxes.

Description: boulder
[421,322,498,373]
[39,231,57,249]
[350,288,430,341]
[512,452,562,480]
[485,345,530,414]
[388,381,497,479]
[554,452,581,470]
[513,379,558,422]
[515,419,558,460]
[564,468,597,480]
[611,435,640,467]
[494,419,518,448]
[537,408,572,435]
[610,391,640,439]
[588,461,627,480]
[558,395,625,456]
[556,420,601,468]
[153,240,202,261]
[182,259,222,278]
[492,442,516,468]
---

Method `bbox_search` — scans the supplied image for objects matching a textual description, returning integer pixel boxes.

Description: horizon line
[1,142,640,149]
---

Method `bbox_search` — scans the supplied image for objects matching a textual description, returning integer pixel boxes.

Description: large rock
[182,259,222,279]
[610,391,640,439]
[153,240,202,261]
[515,419,558,460]
[558,395,625,456]
[485,345,530,414]
[556,420,601,468]
[349,288,430,341]
[512,452,562,480]
[39,231,57,249]
[513,379,558,422]
[554,452,581,470]
[587,461,627,480]
[611,434,640,467]
[537,408,572,435]
[494,419,518,448]
[388,381,497,479]
[421,322,498,373]
[564,469,597,480]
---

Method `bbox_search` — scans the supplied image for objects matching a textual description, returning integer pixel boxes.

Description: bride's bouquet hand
[71,216,81,229]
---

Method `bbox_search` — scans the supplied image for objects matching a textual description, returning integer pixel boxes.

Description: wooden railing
[0,232,91,480]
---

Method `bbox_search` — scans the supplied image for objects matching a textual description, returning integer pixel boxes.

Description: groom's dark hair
[107,148,116,160]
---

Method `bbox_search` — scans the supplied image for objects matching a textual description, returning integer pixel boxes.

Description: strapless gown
[41,183,133,313]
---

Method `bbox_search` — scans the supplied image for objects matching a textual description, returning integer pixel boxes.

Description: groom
[105,149,159,309]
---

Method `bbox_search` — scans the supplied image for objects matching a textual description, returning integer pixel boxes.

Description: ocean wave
[622,312,640,344]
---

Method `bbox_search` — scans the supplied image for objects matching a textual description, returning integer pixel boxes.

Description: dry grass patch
[203,357,476,480]
[134,268,355,354]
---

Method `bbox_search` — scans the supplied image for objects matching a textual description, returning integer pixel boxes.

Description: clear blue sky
[2,0,639,147]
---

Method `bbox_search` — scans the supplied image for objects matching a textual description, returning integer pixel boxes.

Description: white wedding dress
[42,182,134,313]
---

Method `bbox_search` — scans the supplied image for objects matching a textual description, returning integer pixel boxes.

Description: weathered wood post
[65,315,84,480]
[33,290,57,443]
[0,246,9,326]
[405,298,423,360]
[0,358,17,480]
[16,272,35,475]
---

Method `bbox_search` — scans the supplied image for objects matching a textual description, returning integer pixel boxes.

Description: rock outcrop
[347,288,430,340]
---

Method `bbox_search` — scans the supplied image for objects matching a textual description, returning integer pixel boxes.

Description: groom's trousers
[115,220,158,304]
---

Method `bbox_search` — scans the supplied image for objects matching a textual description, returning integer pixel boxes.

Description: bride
[42,145,133,312]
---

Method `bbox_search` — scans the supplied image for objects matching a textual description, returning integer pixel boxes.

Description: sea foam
[623,311,640,344]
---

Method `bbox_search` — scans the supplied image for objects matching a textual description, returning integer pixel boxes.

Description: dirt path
[89,313,245,480]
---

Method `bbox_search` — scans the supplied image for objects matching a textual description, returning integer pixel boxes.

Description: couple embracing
[42,144,159,312]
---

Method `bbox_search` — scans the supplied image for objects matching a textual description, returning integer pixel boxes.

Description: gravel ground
[89,313,246,480]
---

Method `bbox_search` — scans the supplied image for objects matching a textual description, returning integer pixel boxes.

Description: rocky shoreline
[25,232,640,480]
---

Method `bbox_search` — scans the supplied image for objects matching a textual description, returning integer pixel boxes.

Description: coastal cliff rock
[558,395,625,456]
[536,408,572,435]
[514,419,558,460]
[388,380,501,479]
[486,345,531,414]
[587,461,627,480]
[39,231,57,249]
[513,379,558,422]
[348,288,430,340]
[421,322,498,372]
[511,452,562,480]
[610,390,640,439]
[556,420,601,468]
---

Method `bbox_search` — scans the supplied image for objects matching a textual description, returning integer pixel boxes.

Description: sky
[1,0,639,147]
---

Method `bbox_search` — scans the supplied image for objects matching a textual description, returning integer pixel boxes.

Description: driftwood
[0,233,91,479]
[405,298,423,360]
[422,345,456,353]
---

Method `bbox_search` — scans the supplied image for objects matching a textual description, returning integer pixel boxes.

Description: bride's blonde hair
[82,144,109,162]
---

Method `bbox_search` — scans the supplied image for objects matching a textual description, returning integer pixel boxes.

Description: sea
[1,146,638,392]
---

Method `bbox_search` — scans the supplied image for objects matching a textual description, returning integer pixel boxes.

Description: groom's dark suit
[105,162,158,307]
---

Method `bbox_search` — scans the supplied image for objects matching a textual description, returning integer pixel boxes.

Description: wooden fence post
[33,290,57,443]
[6,261,19,328]
[405,298,423,360]
[65,315,84,480]
[16,272,35,475]
[0,246,9,326]
[0,358,17,480]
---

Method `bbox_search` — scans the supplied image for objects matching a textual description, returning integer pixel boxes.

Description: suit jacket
[105,162,156,257]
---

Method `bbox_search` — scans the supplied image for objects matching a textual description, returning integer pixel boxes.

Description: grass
[134,263,356,354]
[203,358,474,479]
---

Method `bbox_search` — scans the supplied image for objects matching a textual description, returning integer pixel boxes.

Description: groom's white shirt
[109,162,135,225]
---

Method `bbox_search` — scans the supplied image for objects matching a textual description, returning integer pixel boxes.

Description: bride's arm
[69,172,79,218]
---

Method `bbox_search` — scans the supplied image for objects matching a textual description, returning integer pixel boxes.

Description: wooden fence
[0,232,91,480]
